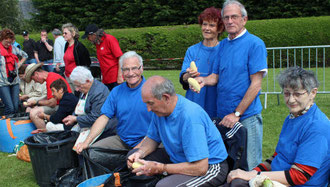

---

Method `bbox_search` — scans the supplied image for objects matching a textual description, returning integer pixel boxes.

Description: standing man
[195,0,267,170]
[22,31,37,64]
[82,24,123,91]
[128,76,229,186]
[52,28,66,77]
[34,29,54,72]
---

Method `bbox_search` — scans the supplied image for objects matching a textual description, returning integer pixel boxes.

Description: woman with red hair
[180,7,225,118]
[0,28,27,115]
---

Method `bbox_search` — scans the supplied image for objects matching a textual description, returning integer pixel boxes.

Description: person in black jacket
[62,23,91,91]
[38,78,78,131]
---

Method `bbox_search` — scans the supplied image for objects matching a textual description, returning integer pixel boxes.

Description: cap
[22,31,28,36]
[25,63,43,83]
[82,24,99,39]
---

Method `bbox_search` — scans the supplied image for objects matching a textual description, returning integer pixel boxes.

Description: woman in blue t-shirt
[225,67,330,187]
[179,7,225,118]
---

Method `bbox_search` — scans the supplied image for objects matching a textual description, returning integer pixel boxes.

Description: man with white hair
[75,51,152,153]
[195,0,268,170]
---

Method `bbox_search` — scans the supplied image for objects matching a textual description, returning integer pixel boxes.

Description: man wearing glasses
[82,24,124,91]
[195,0,268,170]
[75,51,152,155]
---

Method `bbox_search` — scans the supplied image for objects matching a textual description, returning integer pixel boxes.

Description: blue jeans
[0,84,19,115]
[25,58,37,64]
[42,59,54,72]
[240,113,263,170]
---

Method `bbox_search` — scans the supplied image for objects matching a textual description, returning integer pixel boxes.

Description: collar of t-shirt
[227,28,247,41]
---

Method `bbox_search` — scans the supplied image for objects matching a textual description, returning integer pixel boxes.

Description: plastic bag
[51,167,83,187]
[32,131,75,144]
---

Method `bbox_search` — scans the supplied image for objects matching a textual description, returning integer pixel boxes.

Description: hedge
[15,16,330,69]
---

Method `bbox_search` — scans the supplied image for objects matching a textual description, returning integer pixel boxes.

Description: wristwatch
[234,110,242,117]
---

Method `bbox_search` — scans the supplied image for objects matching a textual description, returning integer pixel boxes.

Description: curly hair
[198,7,225,34]
[0,28,15,41]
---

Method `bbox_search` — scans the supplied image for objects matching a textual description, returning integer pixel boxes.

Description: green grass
[0,69,329,186]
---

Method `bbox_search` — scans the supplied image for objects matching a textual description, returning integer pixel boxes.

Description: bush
[15,16,330,69]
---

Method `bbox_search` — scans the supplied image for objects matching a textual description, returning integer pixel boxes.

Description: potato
[132,161,143,169]
[190,61,197,72]
[262,179,273,187]
[188,78,201,92]
[23,102,28,106]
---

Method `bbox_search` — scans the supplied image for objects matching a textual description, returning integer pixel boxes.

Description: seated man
[62,66,116,137]
[38,79,78,131]
[128,76,229,187]
[18,64,47,110]
[75,51,152,153]
[24,63,72,129]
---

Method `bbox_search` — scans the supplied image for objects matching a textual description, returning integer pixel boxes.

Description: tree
[0,0,23,33]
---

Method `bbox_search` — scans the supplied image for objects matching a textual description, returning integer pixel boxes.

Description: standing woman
[179,7,225,118]
[0,29,27,115]
[62,23,91,91]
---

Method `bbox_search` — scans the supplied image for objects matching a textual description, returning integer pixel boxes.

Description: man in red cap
[83,24,123,91]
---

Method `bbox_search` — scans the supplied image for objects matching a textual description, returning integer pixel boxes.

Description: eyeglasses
[283,91,307,98]
[121,66,141,73]
[63,32,69,35]
[223,15,242,21]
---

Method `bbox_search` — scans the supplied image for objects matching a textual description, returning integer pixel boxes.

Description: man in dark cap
[22,31,37,64]
[82,24,123,91]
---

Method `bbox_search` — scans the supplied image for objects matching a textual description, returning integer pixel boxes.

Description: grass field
[0,69,329,187]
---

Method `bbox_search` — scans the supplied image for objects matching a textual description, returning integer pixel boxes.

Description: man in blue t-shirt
[195,0,268,170]
[128,76,229,187]
[75,51,152,154]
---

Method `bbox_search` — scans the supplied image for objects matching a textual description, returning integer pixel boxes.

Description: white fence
[261,45,330,108]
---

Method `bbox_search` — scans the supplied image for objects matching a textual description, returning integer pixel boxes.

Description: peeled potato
[132,162,143,169]
[188,78,201,92]
[262,179,273,187]
[23,101,28,106]
[190,61,197,71]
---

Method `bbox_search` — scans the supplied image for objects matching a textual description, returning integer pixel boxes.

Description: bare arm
[191,73,219,93]
[117,63,124,84]
[34,51,40,63]
[227,169,289,186]
[221,71,264,128]
[38,98,57,107]
[75,115,109,154]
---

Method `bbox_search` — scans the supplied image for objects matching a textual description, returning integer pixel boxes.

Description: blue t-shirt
[101,77,152,147]
[213,31,267,120]
[147,95,228,164]
[180,42,219,118]
[272,104,330,187]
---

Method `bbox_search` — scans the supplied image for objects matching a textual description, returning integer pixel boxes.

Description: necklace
[289,103,314,119]
[193,40,219,75]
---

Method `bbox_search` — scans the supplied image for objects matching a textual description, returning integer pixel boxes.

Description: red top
[63,44,76,77]
[46,72,72,104]
[96,33,123,84]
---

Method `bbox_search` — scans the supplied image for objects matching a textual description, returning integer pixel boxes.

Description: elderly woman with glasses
[225,67,329,187]
[62,23,91,92]
[0,28,27,115]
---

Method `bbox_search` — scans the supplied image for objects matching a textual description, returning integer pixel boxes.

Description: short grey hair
[70,66,94,84]
[150,76,176,100]
[119,51,143,68]
[51,28,62,36]
[277,67,319,93]
[62,23,80,39]
[221,0,248,18]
